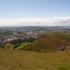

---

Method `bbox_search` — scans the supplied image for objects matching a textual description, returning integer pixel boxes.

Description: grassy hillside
[0,32,70,70]
[0,49,70,70]
[15,42,31,50]
[2,32,70,53]
[23,32,70,52]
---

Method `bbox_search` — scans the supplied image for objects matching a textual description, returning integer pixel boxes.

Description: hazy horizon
[0,0,70,26]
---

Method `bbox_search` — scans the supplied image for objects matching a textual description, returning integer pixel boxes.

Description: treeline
[10,37,36,44]
[0,37,36,49]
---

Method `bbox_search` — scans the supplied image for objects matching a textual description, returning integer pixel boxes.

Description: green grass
[0,49,70,70]
[15,42,30,50]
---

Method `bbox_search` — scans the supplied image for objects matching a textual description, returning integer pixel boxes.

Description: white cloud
[0,17,70,26]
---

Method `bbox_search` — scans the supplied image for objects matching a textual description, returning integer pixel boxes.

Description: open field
[0,49,70,70]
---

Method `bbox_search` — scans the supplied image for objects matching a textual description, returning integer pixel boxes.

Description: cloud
[0,17,70,26]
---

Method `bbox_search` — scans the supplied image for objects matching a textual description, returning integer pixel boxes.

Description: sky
[0,0,70,26]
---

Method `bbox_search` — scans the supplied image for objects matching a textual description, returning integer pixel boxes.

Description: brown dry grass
[0,48,70,70]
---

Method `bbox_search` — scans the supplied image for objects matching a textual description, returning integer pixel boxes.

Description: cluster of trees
[10,37,36,49]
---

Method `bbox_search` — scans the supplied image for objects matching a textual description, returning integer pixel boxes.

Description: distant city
[0,26,70,45]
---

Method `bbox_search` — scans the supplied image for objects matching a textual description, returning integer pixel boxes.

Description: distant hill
[23,32,70,52]
[0,26,70,31]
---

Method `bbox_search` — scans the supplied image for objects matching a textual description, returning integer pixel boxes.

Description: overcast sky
[0,0,70,26]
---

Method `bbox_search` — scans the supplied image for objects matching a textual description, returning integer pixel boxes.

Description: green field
[15,42,30,50]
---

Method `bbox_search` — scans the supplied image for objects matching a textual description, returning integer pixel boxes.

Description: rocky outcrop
[60,40,70,51]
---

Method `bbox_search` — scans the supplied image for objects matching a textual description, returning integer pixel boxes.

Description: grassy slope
[0,49,70,70]
[15,42,30,50]
[0,32,70,70]
[24,32,70,52]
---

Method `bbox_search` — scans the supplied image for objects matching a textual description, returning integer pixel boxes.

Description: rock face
[60,40,70,51]
[65,45,70,50]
